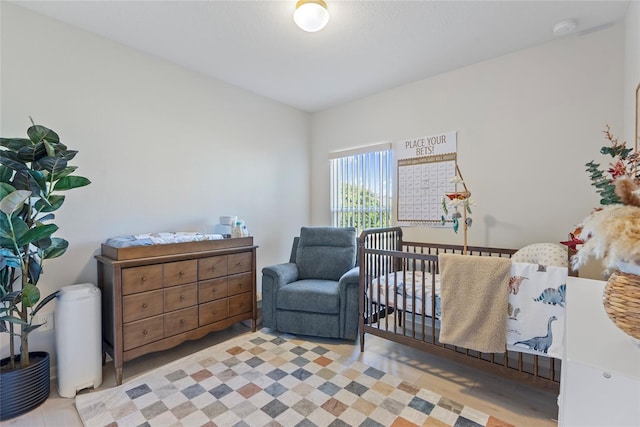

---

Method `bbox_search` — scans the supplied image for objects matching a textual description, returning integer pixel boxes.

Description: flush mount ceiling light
[553,19,577,36]
[294,0,329,33]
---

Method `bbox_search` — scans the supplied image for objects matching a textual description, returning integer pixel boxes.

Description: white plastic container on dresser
[558,276,640,427]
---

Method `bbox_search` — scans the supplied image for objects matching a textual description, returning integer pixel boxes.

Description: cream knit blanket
[438,253,511,353]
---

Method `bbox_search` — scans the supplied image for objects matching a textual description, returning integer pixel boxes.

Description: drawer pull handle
[180,295,185,300]
[235,262,241,267]
[211,289,216,293]
[143,329,149,335]
[142,303,148,309]
[212,310,217,314]
[179,271,184,276]
[211,266,216,271]
[141,277,147,282]
[180,319,185,325]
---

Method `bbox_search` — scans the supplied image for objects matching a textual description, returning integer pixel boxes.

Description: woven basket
[603,269,640,340]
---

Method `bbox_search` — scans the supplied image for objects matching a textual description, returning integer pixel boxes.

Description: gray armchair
[261,226,359,340]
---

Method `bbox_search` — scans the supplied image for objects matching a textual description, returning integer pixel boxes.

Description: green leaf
[0,165,13,183]
[11,169,42,196]
[33,236,51,251]
[0,250,20,268]
[60,150,77,161]
[34,195,65,213]
[21,283,40,308]
[0,190,31,215]
[0,182,17,199]
[27,125,59,145]
[0,290,21,303]
[600,146,615,156]
[53,176,90,191]
[43,238,68,259]
[34,156,67,174]
[27,258,42,285]
[0,138,32,151]
[17,141,47,162]
[0,216,28,241]
[28,169,47,193]
[23,323,43,333]
[32,291,59,315]
[43,141,55,157]
[16,223,58,247]
[0,157,29,173]
[0,315,29,327]
[51,166,77,181]
[37,213,55,223]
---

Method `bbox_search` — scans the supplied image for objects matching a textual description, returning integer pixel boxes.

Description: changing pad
[105,232,224,248]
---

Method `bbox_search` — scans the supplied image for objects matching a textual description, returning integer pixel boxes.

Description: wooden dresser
[96,237,258,384]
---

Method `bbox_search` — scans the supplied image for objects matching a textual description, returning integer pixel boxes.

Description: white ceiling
[12,0,630,113]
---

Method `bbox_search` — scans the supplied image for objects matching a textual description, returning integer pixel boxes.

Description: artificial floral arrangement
[568,125,640,274]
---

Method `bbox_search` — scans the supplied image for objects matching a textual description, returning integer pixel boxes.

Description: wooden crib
[358,227,562,392]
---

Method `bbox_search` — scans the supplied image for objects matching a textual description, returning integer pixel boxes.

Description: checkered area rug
[75,329,512,426]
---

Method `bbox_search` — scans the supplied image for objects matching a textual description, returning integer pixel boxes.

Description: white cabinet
[558,277,640,427]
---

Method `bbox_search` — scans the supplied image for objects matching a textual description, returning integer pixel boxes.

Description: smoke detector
[553,19,577,36]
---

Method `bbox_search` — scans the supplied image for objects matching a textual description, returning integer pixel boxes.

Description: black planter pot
[0,351,50,420]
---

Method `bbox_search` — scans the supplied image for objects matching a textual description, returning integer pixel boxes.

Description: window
[329,143,393,234]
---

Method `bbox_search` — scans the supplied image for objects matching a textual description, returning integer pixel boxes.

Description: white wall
[311,23,624,253]
[1,3,310,359]
[624,0,640,144]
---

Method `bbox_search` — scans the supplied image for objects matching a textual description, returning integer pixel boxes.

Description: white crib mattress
[366,271,441,318]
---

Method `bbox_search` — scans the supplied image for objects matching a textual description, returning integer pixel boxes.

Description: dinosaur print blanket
[506,262,567,359]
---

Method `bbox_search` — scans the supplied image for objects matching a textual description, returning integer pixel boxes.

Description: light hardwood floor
[2,323,558,426]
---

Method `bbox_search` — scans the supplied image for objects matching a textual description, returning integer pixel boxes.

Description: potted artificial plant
[0,118,90,420]
[571,125,640,340]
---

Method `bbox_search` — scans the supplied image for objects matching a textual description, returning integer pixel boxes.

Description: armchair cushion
[276,279,340,314]
[296,226,357,281]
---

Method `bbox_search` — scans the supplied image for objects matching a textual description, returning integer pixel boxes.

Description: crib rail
[358,227,561,392]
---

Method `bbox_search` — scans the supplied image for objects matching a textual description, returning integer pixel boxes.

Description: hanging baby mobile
[441,164,475,254]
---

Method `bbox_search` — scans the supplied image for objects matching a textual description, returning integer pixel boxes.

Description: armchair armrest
[262,263,299,286]
[338,266,360,287]
[338,266,360,340]
[261,263,299,329]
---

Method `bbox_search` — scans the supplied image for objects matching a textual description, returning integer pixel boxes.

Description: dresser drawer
[198,256,227,280]
[123,290,164,323]
[199,278,228,303]
[164,284,197,312]
[229,293,252,317]
[164,307,198,337]
[122,265,163,295]
[228,252,252,275]
[164,259,197,287]
[199,300,228,326]
[123,315,164,351]
[228,273,252,296]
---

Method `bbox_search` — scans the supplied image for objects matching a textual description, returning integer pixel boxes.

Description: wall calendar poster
[395,131,457,225]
